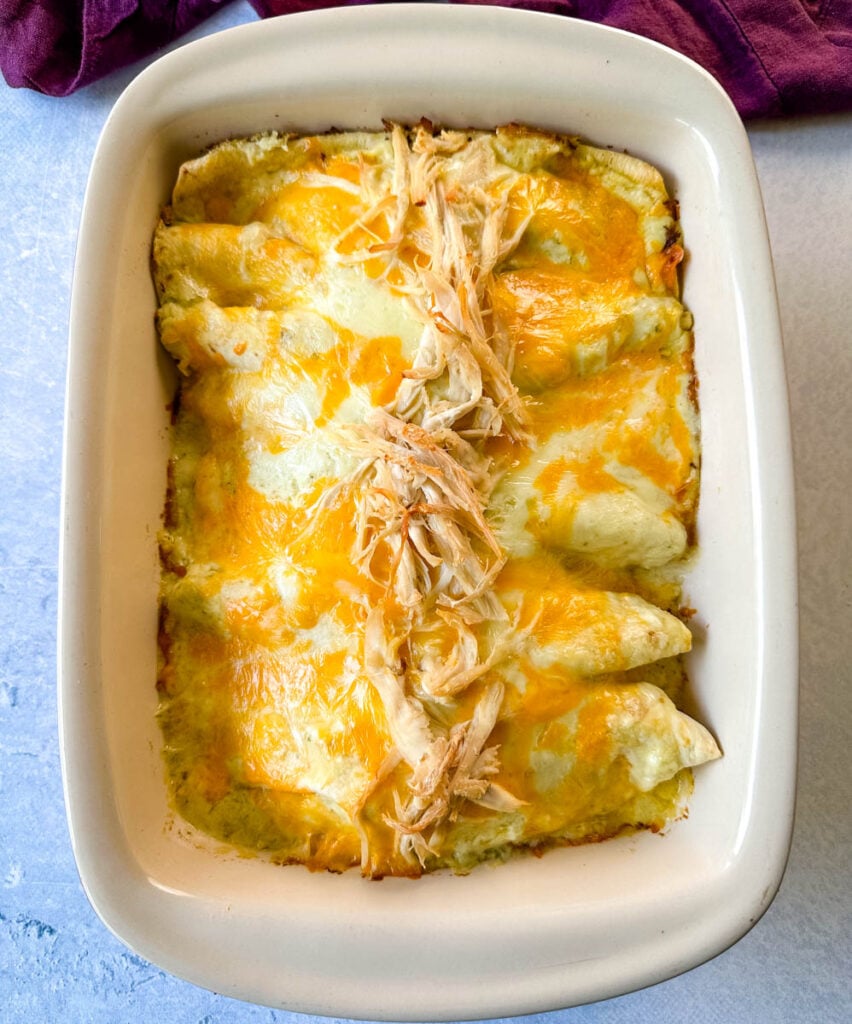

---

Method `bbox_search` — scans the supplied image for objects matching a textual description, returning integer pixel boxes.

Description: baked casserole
[152,122,720,877]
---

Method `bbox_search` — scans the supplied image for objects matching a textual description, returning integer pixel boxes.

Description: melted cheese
[154,124,719,877]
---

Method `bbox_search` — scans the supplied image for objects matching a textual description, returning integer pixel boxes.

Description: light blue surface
[1,3,850,1021]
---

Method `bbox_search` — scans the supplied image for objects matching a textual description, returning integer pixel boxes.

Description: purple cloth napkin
[1,0,851,117]
[0,0,230,97]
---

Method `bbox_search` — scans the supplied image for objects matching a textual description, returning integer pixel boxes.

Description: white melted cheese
[526,683,718,797]
[529,711,579,791]
[563,492,687,568]
[605,683,721,791]
[158,300,275,373]
[526,591,692,675]
[236,610,376,809]
[268,559,305,608]
[567,294,687,378]
[489,416,685,569]
[489,425,604,558]
[308,262,425,359]
[279,308,339,355]
[247,429,361,506]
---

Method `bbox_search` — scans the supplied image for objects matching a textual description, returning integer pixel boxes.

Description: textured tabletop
[1,3,850,1021]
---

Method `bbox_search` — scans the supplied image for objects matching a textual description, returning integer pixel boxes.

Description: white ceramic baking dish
[59,5,797,1019]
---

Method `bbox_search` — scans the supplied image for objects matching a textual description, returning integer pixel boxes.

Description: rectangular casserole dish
[59,5,797,1018]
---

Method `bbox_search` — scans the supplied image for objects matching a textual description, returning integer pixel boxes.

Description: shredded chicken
[317,410,506,612]
[386,681,526,867]
[320,126,539,868]
[329,124,530,443]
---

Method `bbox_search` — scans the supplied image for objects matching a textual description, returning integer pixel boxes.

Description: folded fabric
[437,0,852,118]
[0,0,230,97]
[1,0,851,118]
